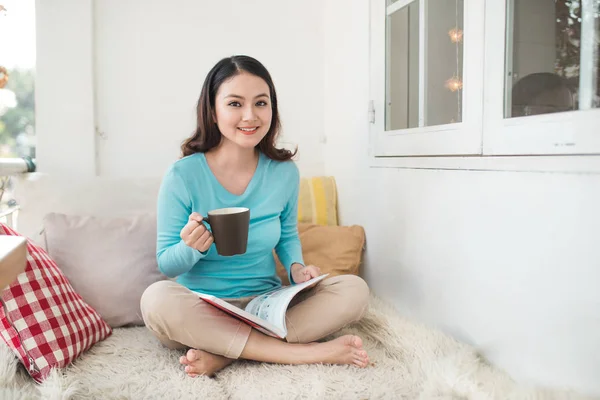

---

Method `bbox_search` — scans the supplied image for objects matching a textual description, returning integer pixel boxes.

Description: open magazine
[197,274,329,339]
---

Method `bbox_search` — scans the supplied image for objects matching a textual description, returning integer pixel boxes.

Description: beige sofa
[0,172,377,399]
[1,173,570,399]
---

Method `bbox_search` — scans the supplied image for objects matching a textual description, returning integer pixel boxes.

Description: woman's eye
[228,101,241,107]
[256,101,268,107]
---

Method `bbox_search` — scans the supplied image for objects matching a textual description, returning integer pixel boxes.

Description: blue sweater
[156,151,304,298]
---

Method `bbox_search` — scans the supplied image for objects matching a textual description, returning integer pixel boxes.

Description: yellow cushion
[297,176,338,226]
[275,223,366,285]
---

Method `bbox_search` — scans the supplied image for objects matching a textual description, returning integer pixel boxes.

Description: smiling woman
[181,55,295,161]
[144,55,371,378]
[215,75,273,147]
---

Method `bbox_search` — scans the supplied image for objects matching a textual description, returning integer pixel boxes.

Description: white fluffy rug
[0,296,591,400]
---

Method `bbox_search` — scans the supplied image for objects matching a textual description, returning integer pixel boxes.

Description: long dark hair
[181,55,296,161]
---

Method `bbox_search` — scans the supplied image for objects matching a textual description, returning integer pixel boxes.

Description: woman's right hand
[180,212,214,252]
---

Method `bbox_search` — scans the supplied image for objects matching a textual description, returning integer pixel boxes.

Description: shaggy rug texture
[0,296,592,400]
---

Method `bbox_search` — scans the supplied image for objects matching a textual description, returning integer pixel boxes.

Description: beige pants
[140,275,370,359]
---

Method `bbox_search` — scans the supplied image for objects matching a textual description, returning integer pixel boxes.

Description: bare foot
[312,335,369,368]
[179,349,235,377]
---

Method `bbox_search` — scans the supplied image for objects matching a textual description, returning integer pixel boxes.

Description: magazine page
[244,274,328,332]
[197,293,286,338]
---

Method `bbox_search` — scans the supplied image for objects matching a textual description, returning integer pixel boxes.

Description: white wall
[36,0,325,179]
[324,0,600,397]
[35,0,96,178]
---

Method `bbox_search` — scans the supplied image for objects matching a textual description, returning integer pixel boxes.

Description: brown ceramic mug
[202,207,250,256]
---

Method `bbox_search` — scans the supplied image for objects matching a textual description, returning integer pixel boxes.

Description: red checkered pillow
[0,223,111,382]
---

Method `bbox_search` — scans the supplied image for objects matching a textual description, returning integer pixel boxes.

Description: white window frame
[370,0,485,157]
[370,0,600,160]
[483,0,600,156]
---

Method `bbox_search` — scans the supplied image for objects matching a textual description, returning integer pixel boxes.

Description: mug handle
[201,216,210,224]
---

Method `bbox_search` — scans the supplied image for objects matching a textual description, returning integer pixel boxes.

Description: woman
[141,55,370,377]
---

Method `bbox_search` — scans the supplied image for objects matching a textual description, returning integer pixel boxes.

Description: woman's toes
[352,348,368,359]
[186,349,200,362]
[179,355,189,365]
[185,365,199,377]
[353,358,367,368]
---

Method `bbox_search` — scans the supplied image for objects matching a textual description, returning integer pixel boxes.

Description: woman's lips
[238,127,259,135]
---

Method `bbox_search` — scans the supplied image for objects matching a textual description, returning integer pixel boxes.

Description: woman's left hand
[290,263,321,284]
